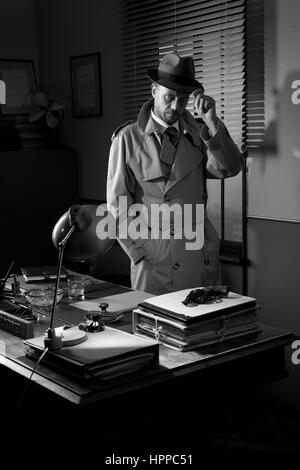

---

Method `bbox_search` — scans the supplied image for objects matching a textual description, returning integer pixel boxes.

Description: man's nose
[171,98,179,110]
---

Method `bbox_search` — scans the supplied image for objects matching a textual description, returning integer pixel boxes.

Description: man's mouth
[166,111,178,120]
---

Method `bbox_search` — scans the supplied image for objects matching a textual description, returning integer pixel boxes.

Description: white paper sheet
[71,290,153,314]
[142,290,257,318]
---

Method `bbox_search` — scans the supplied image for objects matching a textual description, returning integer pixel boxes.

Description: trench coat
[107,99,242,295]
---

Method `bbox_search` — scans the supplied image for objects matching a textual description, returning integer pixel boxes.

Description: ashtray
[24,287,64,307]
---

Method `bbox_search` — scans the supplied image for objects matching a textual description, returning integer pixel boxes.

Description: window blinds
[122,0,247,151]
[121,0,265,244]
[245,0,265,149]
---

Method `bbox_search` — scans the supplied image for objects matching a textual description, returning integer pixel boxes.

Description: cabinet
[0,148,78,276]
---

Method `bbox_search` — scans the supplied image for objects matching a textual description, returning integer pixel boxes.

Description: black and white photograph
[0,0,300,466]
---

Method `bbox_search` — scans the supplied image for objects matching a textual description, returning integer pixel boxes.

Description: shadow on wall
[247,70,300,223]
[279,72,300,172]
[251,71,300,170]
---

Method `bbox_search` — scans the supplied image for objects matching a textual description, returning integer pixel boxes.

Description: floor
[2,389,300,466]
[86,392,300,457]
[208,399,300,452]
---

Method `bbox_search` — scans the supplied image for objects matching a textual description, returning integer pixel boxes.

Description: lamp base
[44,327,88,350]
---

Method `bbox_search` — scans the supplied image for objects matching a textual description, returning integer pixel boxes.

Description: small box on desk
[0,309,34,339]
[133,289,260,351]
[0,297,34,339]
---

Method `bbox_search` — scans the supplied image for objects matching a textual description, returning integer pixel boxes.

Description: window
[121,0,265,289]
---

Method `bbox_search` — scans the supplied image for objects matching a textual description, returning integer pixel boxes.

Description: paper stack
[24,326,159,381]
[133,289,260,351]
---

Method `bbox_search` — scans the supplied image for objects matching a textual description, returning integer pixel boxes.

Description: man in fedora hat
[107,53,241,295]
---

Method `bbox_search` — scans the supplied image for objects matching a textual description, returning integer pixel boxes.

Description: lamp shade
[52,204,115,262]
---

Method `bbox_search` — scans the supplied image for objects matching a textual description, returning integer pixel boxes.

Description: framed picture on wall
[0,59,37,115]
[70,52,103,117]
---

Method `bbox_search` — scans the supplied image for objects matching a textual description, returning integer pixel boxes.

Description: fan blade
[28,110,45,122]
[46,112,60,128]
[49,99,66,111]
[35,92,48,108]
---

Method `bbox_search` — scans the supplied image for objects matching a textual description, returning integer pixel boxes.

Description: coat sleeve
[200,119,243,179]
[106,132,148,264]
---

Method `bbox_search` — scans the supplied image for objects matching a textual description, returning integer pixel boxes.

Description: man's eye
[166,95,174,102]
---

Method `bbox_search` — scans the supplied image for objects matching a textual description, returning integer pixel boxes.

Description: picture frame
[0,59,37,115]
[70,53,103,117]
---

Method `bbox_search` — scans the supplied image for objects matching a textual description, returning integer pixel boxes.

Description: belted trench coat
[107,99,241,295]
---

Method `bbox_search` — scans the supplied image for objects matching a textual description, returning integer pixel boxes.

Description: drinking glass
[67,275,85,301]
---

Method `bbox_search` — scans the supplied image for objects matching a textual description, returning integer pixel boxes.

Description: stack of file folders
[133,289,260,351]
[24,326,159,381]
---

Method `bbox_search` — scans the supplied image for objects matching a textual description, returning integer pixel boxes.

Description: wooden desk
[0,282,294,404]
[0,282,295,453]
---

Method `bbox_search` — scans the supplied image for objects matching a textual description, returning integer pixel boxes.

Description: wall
[34,0,122,200]
[248,0,300,222]
[0,0,38,66]
[247,218,300,412]
[245,0,300,411]
[0,149,78,271]
[0,0,39,277]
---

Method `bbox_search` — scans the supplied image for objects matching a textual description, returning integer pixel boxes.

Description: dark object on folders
[139,290,257,326]
[182,285,229,306]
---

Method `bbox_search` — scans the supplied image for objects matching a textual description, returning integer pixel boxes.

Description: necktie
[160,126,179,166]
[166,126,179,146]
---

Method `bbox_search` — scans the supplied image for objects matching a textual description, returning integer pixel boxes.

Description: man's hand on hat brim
[193,92,218,136]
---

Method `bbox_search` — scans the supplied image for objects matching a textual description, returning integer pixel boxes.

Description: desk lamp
[46,203,115,351]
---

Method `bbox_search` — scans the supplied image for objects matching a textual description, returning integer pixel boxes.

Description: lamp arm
[49,224,75,330]
[58,223,76,248]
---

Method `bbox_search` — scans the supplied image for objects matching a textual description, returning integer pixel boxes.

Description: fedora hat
[147,53,204,94]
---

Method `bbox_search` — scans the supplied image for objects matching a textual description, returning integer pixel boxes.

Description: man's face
[152,84,189,125]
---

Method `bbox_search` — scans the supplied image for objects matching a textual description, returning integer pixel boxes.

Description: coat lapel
[136,99,204,192]
[139,118,164,183]
[136,113,167,190]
